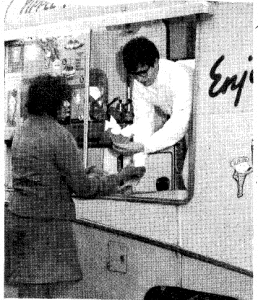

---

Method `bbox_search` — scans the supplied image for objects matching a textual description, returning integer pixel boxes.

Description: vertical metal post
[83,29,92,168]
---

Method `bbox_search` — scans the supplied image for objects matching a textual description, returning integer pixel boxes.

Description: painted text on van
[20,0,63,14]
[209,55,253,107]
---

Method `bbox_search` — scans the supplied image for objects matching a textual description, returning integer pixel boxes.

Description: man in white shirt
[121,36,194,189]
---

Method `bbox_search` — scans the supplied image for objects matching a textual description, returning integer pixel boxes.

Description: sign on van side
[20,0,66,14]
[209,55,253,107]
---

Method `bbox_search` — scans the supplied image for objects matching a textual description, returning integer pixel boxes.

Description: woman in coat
[5,74,145,298]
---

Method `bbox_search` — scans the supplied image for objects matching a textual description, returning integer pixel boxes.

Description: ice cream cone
[231,157,253,198]
[236,172,247,198]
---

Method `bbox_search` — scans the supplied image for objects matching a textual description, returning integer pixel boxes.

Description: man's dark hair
[122,36,160,73]
[26,74,72,119]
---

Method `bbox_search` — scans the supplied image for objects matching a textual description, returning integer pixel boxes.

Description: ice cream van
[3,0,254,299]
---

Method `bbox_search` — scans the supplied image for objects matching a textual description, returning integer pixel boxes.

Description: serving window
[4,7,203,204]
[86,17,196,203]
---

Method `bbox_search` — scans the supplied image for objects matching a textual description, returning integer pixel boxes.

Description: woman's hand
[118,165,146,184]
[86,166,109,177]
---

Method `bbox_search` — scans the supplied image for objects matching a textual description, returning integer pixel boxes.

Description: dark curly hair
[122,36,160,74]
[25,74,72,119]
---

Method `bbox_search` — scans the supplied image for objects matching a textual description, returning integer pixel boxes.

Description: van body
[4,1,253,299]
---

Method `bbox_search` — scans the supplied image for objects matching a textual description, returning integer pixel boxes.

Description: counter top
[74,189,190,205]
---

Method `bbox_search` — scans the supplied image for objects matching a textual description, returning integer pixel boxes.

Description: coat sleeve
[143,100,192,153]
[121,80,154,144]
[144,64,193,153]
[54,128,120,198]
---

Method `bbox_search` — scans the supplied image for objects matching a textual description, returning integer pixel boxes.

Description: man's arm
[143,102,191,153]
[122,79,154,144]
[144,64,193,153]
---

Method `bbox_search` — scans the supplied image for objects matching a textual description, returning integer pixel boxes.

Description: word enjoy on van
[209,55,253,107]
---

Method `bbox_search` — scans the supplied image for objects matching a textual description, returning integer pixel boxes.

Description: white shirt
[121,58,194,153]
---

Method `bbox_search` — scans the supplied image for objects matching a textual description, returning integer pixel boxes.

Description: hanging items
[59,99,71,124]
[62,65,76,78]
[71,89,84,121]
[52,58,62,76]
[7,42,24,73]
[88,68,108,121]
[89,86,106,121]
[37,37,60,68]
[7,89,18,126]
[75,52,84,71]
[230,156,253,198]
[61,58,75,78]
[79,75,84,83]
[64,39,84,50]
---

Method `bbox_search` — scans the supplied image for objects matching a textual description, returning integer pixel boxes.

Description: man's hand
[106,128,132,144]
[113,141,145,155]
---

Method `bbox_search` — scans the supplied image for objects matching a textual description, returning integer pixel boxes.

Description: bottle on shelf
[123,98,134,124]
[107,97,124,124]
